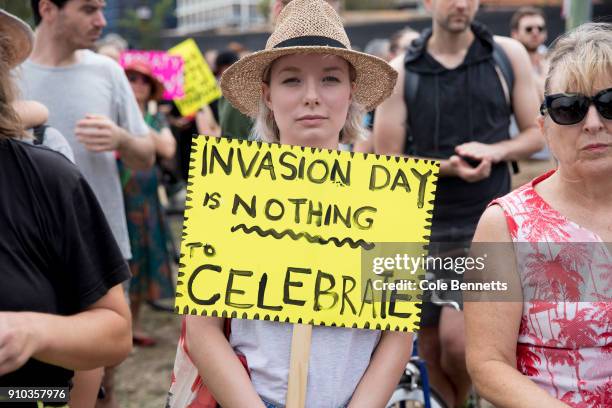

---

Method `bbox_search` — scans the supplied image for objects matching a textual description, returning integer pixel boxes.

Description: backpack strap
[404,67,419,110]
[405,42,515,111]
[32,124,48,145]
[492,41,520,174]
[492,41,514,112]
[403,68,419,155]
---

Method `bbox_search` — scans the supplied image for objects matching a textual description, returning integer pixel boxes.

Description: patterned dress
[119,112,175,303]
[491,170,612,407]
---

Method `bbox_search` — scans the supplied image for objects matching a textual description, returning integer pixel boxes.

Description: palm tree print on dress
[490,171,612,407]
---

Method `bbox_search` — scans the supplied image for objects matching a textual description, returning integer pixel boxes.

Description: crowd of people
[0,0,609,407]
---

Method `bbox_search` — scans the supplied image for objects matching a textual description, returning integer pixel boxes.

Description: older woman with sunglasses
[464,23,611,408]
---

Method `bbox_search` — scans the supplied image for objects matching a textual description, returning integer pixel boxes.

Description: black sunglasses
[540,88,612,125]
[524,25,545,34]
[127,72,152,85]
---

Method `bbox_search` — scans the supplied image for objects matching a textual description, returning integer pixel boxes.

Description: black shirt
[0,138,130,390]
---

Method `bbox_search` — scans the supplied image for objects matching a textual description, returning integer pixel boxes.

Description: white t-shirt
[230,320,381,407]
[17,50,149,258]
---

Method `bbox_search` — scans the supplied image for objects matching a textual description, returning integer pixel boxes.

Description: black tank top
[403,23,511,241]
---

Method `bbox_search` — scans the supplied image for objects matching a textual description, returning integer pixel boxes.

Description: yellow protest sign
[169,39,221,117]
[176,137,439,332]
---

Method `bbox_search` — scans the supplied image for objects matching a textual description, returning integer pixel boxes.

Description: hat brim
[220,46,397,118]
[0,10,34,68]
[125,67,166,101]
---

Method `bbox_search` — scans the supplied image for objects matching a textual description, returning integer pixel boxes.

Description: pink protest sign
[120,50,185,100]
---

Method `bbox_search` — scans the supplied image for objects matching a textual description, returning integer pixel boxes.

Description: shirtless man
[510,7,554,187]
[511,6,549,97]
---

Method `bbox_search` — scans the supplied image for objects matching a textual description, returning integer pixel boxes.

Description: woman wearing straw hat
[0,8,132,407]
[0,7,46,130]
[168,1,412,407]
[1,7,71,160]
[119,60,176,347]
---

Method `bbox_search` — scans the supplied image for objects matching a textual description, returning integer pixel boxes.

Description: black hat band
[274,36,347,49]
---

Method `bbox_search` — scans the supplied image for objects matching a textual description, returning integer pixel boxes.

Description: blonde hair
[252,56,367,144]
[0,32,26,139]
[545,22,612,95]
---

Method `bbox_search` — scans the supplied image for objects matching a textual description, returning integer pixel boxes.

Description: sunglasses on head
[524,25,545,34]
[540,88,612,125]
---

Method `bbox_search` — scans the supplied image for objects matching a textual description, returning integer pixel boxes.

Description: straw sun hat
[220,0,397,118]
[0,9,34,68]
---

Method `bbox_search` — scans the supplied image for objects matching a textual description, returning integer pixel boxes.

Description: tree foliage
[118,0,174,49]
[0,0,34,26]
[258,0,272,20]
[345,0,395,10]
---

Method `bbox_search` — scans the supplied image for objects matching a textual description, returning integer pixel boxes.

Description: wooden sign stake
[286,324,313,408]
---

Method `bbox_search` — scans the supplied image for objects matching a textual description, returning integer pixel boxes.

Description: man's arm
[497,36,545,160]
[373,54,407,156]
[455,37,544,163]
[352,131,374,153]
[373,55,492,182]
[75,114,155,170]
[117,126,156,170]
[75,61,160,170]
[154,126,177,160]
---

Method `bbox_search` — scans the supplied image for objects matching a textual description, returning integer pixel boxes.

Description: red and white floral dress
[491,170,611,408]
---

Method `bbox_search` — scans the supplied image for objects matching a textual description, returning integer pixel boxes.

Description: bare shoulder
[373,52,407,150]
[385,53,406,101]
[492,35,531,66]
[493,35,526,57]
[389,52,406,72]
[473,204,512,243]
[389,53,405,88]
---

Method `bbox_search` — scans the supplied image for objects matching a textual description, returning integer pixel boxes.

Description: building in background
[176,0,265,34]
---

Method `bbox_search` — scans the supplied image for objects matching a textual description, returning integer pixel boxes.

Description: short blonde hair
[252,57,367,144]
[545,22,612,95]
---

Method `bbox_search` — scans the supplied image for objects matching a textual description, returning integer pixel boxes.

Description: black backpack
[32,124,49,146]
